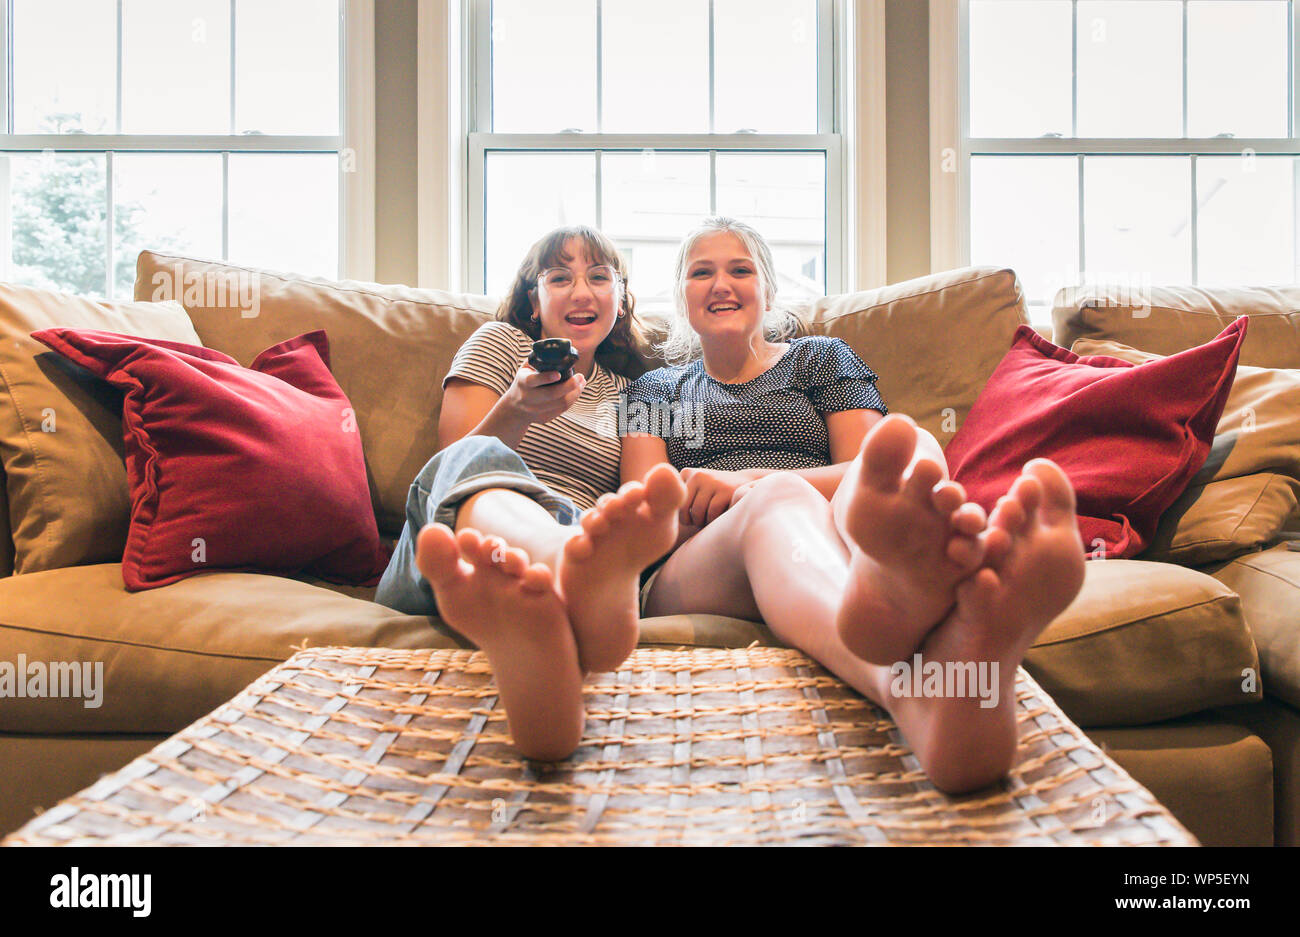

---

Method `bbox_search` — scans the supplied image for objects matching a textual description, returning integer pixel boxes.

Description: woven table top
[6,646,1196,846]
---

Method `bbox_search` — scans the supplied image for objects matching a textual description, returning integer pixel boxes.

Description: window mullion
[1181,0,1188,139]
[116,0,125,133]
[222,150,230,261]
[105,151,114,298]
[230,0,237,133]
[707,0,714,133]
[1071,0,1077,138]
[2,0,11,134]
[596,0,603,133]
[1189,153,1198,284]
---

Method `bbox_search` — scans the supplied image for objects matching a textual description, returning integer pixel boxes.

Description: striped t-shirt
[443,320,629,512]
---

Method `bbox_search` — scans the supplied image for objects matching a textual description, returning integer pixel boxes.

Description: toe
[581,509,611,539]
[860,414,917,492]
[951,501,987,536]
[904,459,945,502]
[564,531,595,562]
[946,532,984,569]
[521,563,555,594]
[990,494,1027,534]
[499,546,529,577]
[930,479,965,516]
[643,463,688,515]
[1025,458,1077,524]
[415,524,464,587]
[982,526,1014,567]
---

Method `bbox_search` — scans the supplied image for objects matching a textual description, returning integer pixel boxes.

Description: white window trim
[416,0,466,291]
[344,0,376,282]
[416,0,885,297]
[931,0,1300,286]
[0,0,374,291]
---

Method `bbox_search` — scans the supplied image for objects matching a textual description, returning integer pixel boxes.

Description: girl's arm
[438,369,586,451]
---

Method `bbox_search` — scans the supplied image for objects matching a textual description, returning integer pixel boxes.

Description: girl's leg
[645,455,1084,793]
[457,466,685,673]
[827,415,988,665]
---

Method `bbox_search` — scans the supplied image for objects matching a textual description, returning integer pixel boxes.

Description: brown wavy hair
[496,226,649,378]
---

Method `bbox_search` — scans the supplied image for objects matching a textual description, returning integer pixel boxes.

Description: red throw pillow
[31,328,390,590]
[944,318,1247,559]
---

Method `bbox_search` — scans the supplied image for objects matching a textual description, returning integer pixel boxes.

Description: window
[951,0,1298,321]
[0,0,354,299]
[468,0,841,313]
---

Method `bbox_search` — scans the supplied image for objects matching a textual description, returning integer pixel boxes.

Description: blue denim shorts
[374,435,583,616]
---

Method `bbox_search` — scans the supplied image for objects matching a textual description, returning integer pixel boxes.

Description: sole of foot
[416,523,585,761]
[900,458,1085,793]
[835,413,989,666]
[558,462,686,673]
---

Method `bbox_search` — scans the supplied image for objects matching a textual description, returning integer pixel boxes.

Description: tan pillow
[798,267,1028,445]
[135,251,500,535]
[0,284,202,573]
[1071,337,1300,563]
[1053,284,1300,369]
[0,471,11,577]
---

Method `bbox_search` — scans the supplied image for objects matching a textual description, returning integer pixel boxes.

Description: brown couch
[0,252,1294,845]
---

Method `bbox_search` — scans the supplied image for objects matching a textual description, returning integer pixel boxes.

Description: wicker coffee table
[4,646,1195,846]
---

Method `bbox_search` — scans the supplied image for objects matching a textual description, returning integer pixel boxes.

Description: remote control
[527,338,580,382]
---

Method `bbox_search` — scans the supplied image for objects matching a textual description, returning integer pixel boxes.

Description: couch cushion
[645,560,1256,729]
[1023,558,1260,725]
[1069,338,1300,564]
[0,564,458,734]
[946,320,1246,559]
[0,283,202,572]
[1205,541,1300,710]
[1053,283,1300,369]
[33,328,389,590]
[798,267,1027,446]
[135,251,499,535]
[0,471,11,578]
[1085,717,1273,847]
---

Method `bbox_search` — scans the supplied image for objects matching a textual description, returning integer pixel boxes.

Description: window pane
[715,153,825,300]
[1197,155,1295,287]
[1077,1,1182,137]
[1084,156,1192,285]
[484,152,597,295]
[122,0,231,133]
[969,1,1072,138]
[970,156,1078,316]
[714,0,817,133]
[602,0,709,133]
[228,154,338,277]
[492,0,597,132]
[12,0,117,133]
[113,154,224,299]
[3,153,107,297]
[602,152,710,311]
[1187,1,1288,138]
[236,0,340,134]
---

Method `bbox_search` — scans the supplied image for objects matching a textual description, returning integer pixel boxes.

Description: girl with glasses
[377,226,686,761]
[622,216,1087,793]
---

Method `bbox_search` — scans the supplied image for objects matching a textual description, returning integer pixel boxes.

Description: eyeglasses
[537,265,620,296]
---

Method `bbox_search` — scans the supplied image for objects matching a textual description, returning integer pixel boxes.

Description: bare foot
[889,458,1085,793]
[835,414,988,665]
[416,523,585,761]
[558,463,686,673]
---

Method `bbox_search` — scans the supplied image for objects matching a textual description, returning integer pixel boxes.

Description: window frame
[932,0,1300,307]
[462,0,849,299]
[0,0,375,295]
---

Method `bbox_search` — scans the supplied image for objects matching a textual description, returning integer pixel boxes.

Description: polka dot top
[623,335,888,472]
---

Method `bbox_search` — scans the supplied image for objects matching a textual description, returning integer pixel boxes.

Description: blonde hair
[659,216,802,366]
